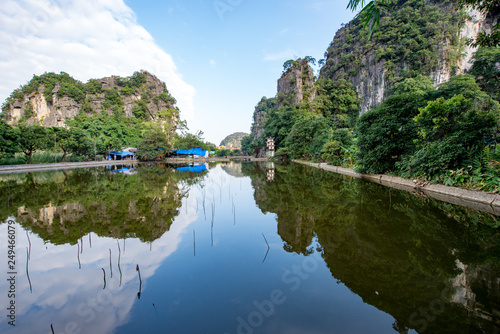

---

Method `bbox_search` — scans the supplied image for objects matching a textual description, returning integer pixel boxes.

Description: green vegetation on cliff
[0,71,182,163]
[243,0,499,192]
[324,0,467,87]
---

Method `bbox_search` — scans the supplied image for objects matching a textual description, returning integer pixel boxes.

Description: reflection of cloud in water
[0,193,198,334]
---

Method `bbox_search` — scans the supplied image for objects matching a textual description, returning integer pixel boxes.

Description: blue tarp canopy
[109,151,135,157]
[172,148,208,157]
[176,164,208,173]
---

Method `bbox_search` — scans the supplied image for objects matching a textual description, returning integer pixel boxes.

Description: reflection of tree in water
[242,162,500,333]
[0,165,207,244]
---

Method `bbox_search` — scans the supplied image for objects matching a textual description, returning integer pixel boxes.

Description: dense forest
[243,0,500,192]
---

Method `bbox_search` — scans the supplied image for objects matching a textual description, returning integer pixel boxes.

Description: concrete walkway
[293,160,500,216]
[0,160,137,174]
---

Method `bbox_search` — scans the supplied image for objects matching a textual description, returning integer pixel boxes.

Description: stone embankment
[0,160,137,174]
[293,160,500,216]
[0,157,267,174]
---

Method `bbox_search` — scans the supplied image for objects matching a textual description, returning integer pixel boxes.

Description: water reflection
[0,165,207,244]
[242,162,500,333]
[0,162,498,333]
[0,165,202,334]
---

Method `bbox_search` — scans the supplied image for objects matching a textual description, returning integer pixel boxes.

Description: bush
[321,129,355,166]
[397,94,497,176]
[356,93,426,173]
[215,149,230,157]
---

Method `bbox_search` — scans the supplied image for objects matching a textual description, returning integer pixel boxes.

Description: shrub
[356,93,426,173]
[398,94,497,176]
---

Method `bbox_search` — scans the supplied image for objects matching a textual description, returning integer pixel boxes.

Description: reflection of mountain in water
[0,193,200,334]
[0,165,207,244]
[242,162,500,333]
[220,162,246,178]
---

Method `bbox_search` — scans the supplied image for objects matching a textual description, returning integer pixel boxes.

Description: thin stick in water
[117,240,122,287]
[102,268,106,290]
[26,230,31,260]
[136,264,142,299]
[262,233,270,263]
[77,243,81,269]
[262,233,270,249]
[79,226,83,254]
[26,247,32,293]
[193,230,196,257]
[109,249,113,278]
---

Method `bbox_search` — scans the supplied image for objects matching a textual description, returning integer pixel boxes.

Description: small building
[108,151,135,160]
[266,138,275,157]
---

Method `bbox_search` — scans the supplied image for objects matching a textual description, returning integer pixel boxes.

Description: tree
[67,128,93,159]
[136,122,172,160]
[0,120,19,157]
[356,93,426,173]
[399,94,497,176]
[321,129,354,166]
[264,107,300,149]
[241,135,255,156]
[432,74,499,112]
[392,75,434,96]
[16,124,48,160]
[283,59,295,73]
[174,130,210,150]
[284,114,331,159]
[51,127,72,162]
[469,47,500,101]
[315,78,361,128]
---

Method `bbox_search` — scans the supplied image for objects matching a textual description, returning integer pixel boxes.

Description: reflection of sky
[1,164,406,334]
[0,190,199,334]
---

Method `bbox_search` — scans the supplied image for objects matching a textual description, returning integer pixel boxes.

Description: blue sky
[0,0,355,145]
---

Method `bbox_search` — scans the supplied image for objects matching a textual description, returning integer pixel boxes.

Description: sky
[0,0,355,145]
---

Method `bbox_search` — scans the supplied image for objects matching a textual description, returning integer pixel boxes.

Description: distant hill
[219,132,249,148]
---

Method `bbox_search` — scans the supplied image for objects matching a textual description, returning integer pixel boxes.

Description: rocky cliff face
[249,97,277,142]
[248,59,316,147]
[277,58,317,108]
[319,1,496,114]
[2,71,177,127]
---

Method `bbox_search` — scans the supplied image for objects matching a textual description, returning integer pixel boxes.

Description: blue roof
[173,148,208,157]
[176,164,208,173]
[109,151,135,157]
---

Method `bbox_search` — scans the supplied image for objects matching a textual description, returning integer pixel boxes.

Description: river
[0,162,498,334]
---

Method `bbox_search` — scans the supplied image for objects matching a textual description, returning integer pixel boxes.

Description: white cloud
[263,48,296,62]
[209,59,216,68]
[279,28,290,35]
[0,0,196,120]
[0,187,199,334]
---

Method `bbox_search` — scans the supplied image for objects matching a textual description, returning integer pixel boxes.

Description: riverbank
[293,160,500,216]
[0,157,268,174]
[0,160,138,174]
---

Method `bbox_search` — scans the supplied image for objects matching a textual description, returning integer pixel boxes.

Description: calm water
[0,162,499,334]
